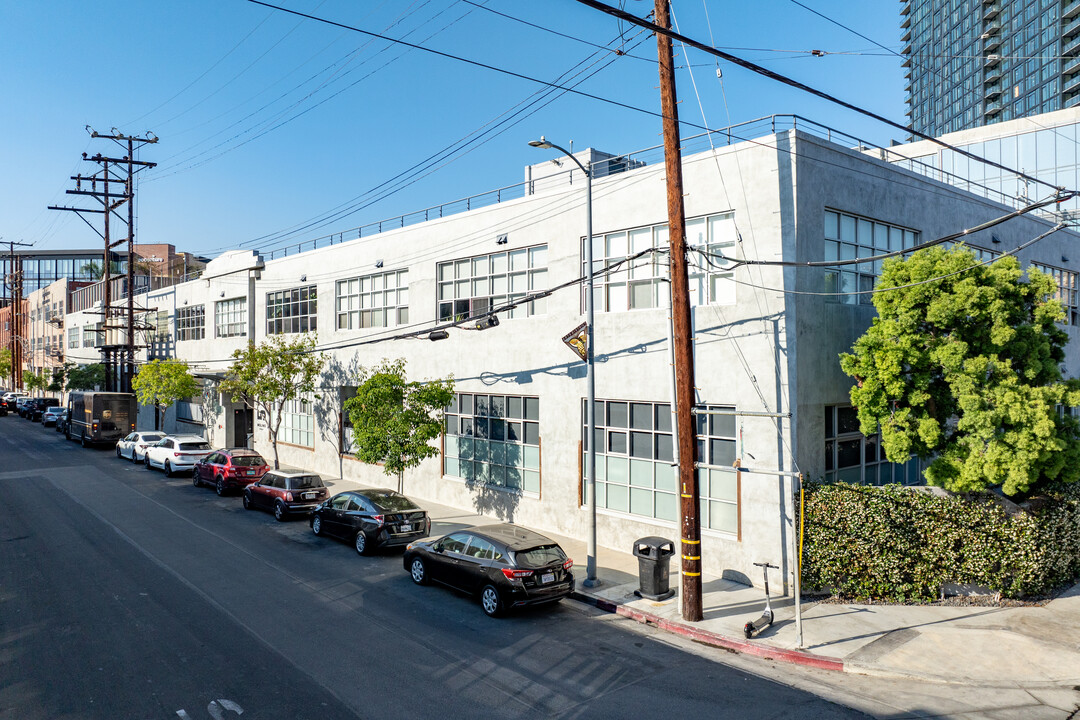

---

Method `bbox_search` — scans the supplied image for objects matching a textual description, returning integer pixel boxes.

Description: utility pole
[5,239,32,390]
[654,0,702,622]
[50,128,157,393]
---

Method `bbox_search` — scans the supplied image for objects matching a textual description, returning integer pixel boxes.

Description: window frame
[442,392,541,493]
[266,285,318,335]
[177,304,206,342]
[335,269,409,331]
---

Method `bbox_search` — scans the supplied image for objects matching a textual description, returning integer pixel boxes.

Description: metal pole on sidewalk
[792,473,803,648]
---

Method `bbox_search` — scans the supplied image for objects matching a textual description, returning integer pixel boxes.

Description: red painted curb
[577,593,845,672]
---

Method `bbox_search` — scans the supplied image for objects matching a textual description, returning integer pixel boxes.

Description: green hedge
[800,482,1080,602]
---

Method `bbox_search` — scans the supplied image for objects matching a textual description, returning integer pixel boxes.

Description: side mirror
[433,543,444,553]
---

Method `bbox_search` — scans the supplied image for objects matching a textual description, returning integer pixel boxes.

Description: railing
[70,274,183,313]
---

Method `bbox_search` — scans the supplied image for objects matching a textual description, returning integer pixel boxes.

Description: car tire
[164,461,173,478]
[480,585,504,618]
[354,531,369,556]
[131,450,139,464]
[145,455,152,470]
[274,501,286,522]
[312,515,323,536]
[116,446,122,458]
[215,478,226,497]
[193,473,201,488]
[410,557,429,586]
[243,492,253,510]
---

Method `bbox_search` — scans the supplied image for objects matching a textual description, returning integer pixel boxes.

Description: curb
[571,591,845,673]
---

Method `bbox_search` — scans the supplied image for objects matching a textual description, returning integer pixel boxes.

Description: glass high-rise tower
[903,0,1075,136]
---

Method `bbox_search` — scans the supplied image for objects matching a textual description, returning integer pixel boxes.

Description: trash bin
[633,536,676,601]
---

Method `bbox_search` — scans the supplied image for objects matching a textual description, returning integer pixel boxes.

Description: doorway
[233,408,253,448]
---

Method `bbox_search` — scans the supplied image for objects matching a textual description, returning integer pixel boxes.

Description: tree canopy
[65,363,106,391]
[132,359,201,430]
[344,358,454,491]
[0,349,11,385]
[840,244,1080,496]
[23,369,50,394]
[218,335,326,469]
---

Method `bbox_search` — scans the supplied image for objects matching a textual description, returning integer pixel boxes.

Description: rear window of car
[232,455,266,467]
[513,544,567,569]
[288,475,324,490]
[367,491,417,512]
[179,442,211,451]
[143,434,164,442]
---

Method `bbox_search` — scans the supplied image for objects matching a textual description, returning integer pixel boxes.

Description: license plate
[302,492,316,500]
[247,470,255,476]
[399,523,412,532]
[541,573,555,584]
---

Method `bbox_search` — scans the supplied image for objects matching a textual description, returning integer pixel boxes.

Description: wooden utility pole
[6,239,32,390]
[654,0,702,622]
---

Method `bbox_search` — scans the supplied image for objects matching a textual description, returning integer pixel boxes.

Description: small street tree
[132,359,201,431]
[344,358,455,493]
[0,349,11,385]
[218,335,326,469]
[24,369,50,395]
[65,363,106,391]
[841,244,1080,496]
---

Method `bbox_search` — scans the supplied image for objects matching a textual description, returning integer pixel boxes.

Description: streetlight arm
[529,137,589,176]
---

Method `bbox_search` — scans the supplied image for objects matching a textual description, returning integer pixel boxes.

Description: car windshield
[179,442,211,451]
[367,491,417,512]
[289,475,324,489]
[142,434,164,442]
[232,456,266,467]
[513,544,567,569]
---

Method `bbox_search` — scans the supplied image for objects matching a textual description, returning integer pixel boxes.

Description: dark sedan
[403,524,574,617]
[310,489,430,555]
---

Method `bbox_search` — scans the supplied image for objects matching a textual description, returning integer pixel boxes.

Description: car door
[120,433,136,458]
[321,493,352,538]
[456,537,497,594]
[253,473,278,509]
[195,452,215,482]
[148,439,166,467]
[430,532,471,588]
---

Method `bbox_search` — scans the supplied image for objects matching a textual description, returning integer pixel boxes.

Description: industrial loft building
[902,0,1079,136]
[64,116,1080,588]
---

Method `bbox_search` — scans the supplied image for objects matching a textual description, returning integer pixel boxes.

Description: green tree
[0,349,11,385]
[66,363,106,391]
[132,359,202,431]
[218,335,326,469]
[23,369,50,394]
[344,358,455,492]
[840,244,1080,496]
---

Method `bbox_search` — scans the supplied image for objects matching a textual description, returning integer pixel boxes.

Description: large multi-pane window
[215,297,247,338]
[583,400,739,533]
[68,327,79,349]
[1031,262,1079,325]
[336,269,408,330]
[437,246,547,321]
[824,405,920,485]
[278,397,314,448]
[82,325,100,348]
[588,212,737,312]
[823,210,920,305]
[177,305,205,341]
[443,393,541,493]
[267,285,317,334]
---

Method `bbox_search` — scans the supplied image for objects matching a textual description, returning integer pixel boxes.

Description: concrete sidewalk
[319,472,1080,687]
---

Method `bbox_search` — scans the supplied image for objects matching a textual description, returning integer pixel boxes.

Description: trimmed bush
[801,482,1080,602]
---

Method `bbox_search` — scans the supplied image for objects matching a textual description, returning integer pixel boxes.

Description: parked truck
[67,392,139,447]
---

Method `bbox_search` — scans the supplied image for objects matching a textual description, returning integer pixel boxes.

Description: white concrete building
[63,119,1080,590]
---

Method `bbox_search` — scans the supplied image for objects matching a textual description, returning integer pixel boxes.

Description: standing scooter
[743,562,779,639]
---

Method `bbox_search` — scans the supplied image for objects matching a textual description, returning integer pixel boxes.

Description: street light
[529,136,599,588]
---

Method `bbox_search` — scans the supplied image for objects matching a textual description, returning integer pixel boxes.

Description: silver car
[144,435,212,476]
[116,431,166,462]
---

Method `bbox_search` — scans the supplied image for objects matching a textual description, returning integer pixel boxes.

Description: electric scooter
[743,562,779,639]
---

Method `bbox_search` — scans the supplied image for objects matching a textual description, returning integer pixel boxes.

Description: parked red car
[193,448,269,496]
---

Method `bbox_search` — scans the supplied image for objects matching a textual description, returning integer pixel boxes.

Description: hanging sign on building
[561,322,588,361]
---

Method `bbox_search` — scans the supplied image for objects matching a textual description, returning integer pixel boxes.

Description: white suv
[144,435,213,476]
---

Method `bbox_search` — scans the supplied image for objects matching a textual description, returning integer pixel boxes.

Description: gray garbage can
[633,536,676,601]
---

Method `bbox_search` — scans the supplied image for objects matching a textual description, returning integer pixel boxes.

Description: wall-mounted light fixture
[474,315,499,331]
[183,299,188,305]
[496,234,508,245]
[1063,256,1070,263]
[375,260,384,268]
[300,274,307,282]
[220,291,226,297]
[991,235,1001,244]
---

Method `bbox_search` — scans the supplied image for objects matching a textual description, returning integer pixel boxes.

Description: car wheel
[410,557,429,586]
[480,585,504,618]
[354,531,369,556]
[144,455,152,469]
[192,473,201,487]
[215,478,226,497]
[243,492,253,510]
[164,460,173,478]
[131,450,139,464]
[312,515,323,536]
[274,501,286,522]
[116,446,122,458]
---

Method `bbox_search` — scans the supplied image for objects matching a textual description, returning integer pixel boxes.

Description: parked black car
[28,398,60,422]
[243,471,329,521]
[403,524,574,617]
[311,489,430,555]
[54,408,70,433]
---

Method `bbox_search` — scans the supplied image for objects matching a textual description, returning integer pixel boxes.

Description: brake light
[285,492,294,501]
[563,558,574,570]
[501,568,534,580]
[173,452,180,457]
[371,514,384,525]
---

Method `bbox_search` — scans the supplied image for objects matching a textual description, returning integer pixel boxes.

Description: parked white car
[41,406,66,426]
[116,431,166,463]
[144,435,213,476]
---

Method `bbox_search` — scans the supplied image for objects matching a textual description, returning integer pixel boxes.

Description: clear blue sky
[0,0,906,258]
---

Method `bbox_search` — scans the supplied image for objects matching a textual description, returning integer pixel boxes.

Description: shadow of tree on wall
[458,440,523,523]
[315,354,363,479]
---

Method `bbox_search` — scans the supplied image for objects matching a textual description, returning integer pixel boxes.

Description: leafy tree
[344,358,455,492]
[66,363,106,391]
[0,349,11,386]
[840,244,1080,496]
[23,369,50,394]
[132,359,202,431]
[48,366,65,392]
[218,335,326,469]
[80,260,104,280]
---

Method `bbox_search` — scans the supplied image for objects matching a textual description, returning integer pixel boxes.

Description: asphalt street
[0,416,870,720]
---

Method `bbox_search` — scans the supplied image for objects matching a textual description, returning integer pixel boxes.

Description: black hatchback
[403,524,574,617]
[310,489,430,555]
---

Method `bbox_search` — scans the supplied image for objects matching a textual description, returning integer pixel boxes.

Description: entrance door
[232,408,253,448]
